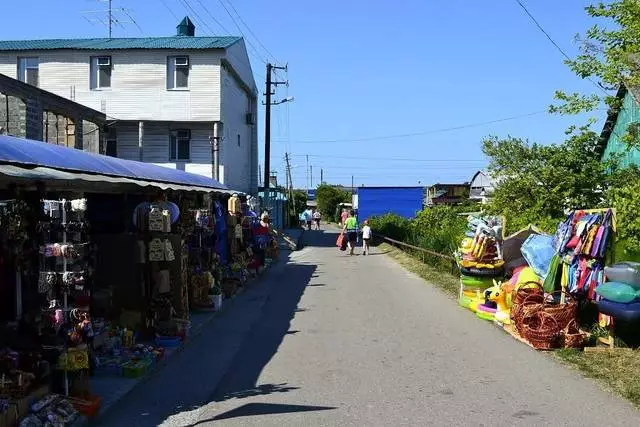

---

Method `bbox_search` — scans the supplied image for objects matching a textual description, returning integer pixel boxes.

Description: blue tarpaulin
[0,135,228,191]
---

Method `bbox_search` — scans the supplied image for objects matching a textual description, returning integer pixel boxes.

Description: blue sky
[0,0,602,188]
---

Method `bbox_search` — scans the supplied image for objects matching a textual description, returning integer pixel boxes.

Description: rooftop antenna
[82,0,142,38]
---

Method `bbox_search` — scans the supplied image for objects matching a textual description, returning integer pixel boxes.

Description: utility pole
[321,168,323,184]
[310,165,313,188]
[306,155,309,192]
[263,62,288,213]
[351,175,354,195]
[285,152,296,218]
[211,122,221,181]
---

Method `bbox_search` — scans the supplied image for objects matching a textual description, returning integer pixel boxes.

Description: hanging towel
[543,253,561,293]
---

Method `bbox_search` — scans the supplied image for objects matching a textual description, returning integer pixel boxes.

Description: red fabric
[254,224,269,236]
[336,234,345,248]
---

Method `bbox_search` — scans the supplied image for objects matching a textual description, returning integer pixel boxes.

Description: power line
[213,0,269,64]
[194,0,231,34]
[277,110,547,144]
[177,0,217,36]
[160,0,179,20]
[222,0,278,62]
[512,0,607,95]
[290,154,484,163]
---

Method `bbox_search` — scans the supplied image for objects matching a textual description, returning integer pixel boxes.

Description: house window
[18,57,39,86]
[91,56,112,89]
[167,56,189,89]
[170,129,191,160]
[105,139,117,157]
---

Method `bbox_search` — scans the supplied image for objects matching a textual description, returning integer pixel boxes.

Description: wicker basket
[512,281,544,306]
[542,291,577,330]
[512,291,545,334]
[521,311,562,350]
[562,320,587,349]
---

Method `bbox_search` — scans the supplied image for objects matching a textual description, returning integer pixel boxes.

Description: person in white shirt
[312,210,322,230]
[362,220,372,255]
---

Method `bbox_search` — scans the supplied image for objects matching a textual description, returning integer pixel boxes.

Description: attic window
[18,57,39,87]
[167,56,189,89]
[91,56,112,89]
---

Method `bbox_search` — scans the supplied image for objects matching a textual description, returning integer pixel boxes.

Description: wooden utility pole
[263,63,288,212]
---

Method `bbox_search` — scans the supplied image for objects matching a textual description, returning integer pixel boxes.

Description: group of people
[341,209,371,256]
[302,208,322,231]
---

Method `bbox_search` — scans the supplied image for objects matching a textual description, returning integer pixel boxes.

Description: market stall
[0,135,247,425]
[455,208,625,351]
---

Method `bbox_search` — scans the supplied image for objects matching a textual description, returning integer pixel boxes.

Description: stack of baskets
[510,283,586,350]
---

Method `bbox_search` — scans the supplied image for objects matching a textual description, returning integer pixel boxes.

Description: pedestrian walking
[340,209,349,227]
[362,220,372,255]
[313,209,322,230]
[342,210,358,256]
[303,208,313,231]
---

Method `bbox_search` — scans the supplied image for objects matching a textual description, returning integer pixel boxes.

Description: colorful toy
[476,303,496,321]
[596,299,640,323]
[486,281,510,325]
[595,282,640,303]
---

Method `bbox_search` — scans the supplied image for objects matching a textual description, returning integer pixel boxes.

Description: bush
[368,205,468,271]
[316,184,351,219]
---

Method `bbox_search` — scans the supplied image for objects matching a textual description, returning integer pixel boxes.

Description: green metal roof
[0,36,241,51]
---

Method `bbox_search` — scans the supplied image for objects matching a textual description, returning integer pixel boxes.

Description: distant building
[469,171,495,204]
[0,16,258,194]
[356,186,424,221]
[426,183,470,206]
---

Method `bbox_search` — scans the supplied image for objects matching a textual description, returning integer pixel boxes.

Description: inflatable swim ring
[461,275,494,288]
[460,266,505,278]
[596,299,640,323]
[475,304,496,321]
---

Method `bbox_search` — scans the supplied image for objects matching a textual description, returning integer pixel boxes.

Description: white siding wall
[114,121,214,178]
[0,50,222,121]
[221,67,254,194]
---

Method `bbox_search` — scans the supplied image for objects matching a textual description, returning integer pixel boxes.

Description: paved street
[99,227,640,427]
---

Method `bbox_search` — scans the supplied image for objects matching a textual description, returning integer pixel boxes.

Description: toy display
[456,215,505,274]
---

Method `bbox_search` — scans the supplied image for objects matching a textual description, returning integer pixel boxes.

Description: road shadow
[96,250,320,427]
[192,402,336,423]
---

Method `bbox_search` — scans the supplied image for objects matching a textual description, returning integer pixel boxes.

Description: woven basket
[562,320,587,349]
[521,311,562,350]
[512,281,544,306]
[542,291,577,330]
[512,291,545,334]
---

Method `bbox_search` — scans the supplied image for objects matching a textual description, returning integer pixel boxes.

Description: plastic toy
[476,303,496,321]
[595,282,640,303]
[596,299,640,323]
[486,282,510,324]
[605,262,640,288]
[461,275,494,289]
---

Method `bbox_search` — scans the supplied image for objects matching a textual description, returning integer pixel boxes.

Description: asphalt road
[100,227,640,427]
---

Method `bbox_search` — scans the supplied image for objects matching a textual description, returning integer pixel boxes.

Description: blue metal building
[356,186,425,222]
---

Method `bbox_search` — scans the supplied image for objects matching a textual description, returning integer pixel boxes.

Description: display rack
[40,199,91,397]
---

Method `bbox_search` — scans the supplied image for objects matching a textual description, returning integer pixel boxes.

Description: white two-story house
[0,17,258,194]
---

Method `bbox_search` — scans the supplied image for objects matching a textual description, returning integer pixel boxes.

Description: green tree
[482,124,619,233]
[315,184,351,220]
[551,1,640,147]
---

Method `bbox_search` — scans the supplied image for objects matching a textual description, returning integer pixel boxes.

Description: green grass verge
[378,243,459,297]
[380,242,640,408]
[554,349,640,406]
